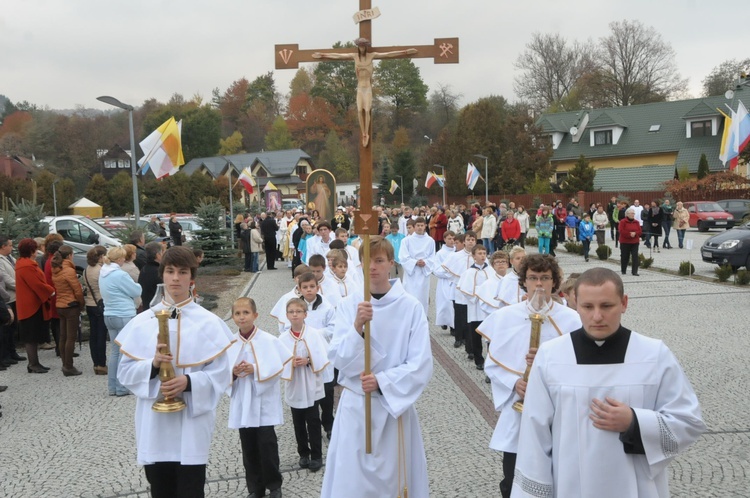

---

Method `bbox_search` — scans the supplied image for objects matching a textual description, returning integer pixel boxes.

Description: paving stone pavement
[1,234,749,497]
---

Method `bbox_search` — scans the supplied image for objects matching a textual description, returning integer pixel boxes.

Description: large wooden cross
[275,0,458,454]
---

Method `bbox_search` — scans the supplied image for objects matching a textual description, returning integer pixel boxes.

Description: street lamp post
[396,175,404,205]
[52,179,60,217]
[97,96,140,223]
[433,164,447,207]
[473,154,489,205]
[224,158,236,249]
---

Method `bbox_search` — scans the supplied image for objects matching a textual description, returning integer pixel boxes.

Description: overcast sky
[2,0,747,112]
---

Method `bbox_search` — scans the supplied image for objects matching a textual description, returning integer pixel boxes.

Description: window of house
[555,172,568,184]
[255,168,267,177]
[594,130,613,145]
[296,165,307,176]
[690,120,711,137]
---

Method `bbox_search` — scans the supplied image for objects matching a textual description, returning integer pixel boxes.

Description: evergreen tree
[378,157,391,200]
[563,154,596,195]
[11,199,49,238]
[697,153,709,179]
[191,199,235,264]
[392,150,416,200]
[264,116,296,151]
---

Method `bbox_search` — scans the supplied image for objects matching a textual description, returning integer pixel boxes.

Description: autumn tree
[702,58,750,97]
[598,20,687,106]
[285,94,336,157]
[83,174,111,213]
[424,83,462,135]
[289,68,314,98]
[318,130,357,182]
[264,116,296,151]
[375,58,428,130]
[514,33,597,112]
[311,42,358,118]
[219,131,244,155]
[213,78,250,135]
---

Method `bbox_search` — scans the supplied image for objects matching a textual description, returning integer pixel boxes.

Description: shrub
[736,269,750,286]
[639,253,653,269]
[564,241,583,255]
[524,236,538,246]
[678,261,695,276]
[596,245,612,260]
[715,264,733,282]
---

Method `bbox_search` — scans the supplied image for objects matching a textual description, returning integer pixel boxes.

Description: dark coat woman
[168,216,183,246]
[646,202,664,250]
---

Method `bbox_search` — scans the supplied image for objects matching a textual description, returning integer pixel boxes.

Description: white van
[43,215,122,251]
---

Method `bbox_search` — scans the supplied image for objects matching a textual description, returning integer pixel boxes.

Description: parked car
[682,201,734,232]
[174,217,202,243]
[282,199,304,211]
[716,199,750,223]
[701,221,750,270]
[43,215,121,252]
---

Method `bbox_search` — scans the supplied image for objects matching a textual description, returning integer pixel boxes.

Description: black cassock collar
[570,326,631,364]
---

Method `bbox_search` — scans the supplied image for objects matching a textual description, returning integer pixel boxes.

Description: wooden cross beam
[274,0,458,455]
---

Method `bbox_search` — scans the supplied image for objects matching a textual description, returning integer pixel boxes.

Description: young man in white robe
[433,230,456,331]
[322,236,433,498]
[227,297,292,498]
[304,221,334,265]
[279,298,329,473]
[116,247,234,498]
[512,268,706,498]
[457,244,490,369]
[442,231,478,351]
[476,254,581,498]
[398,217,436,314]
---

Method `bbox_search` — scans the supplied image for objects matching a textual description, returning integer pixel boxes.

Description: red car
[683,201,735,232]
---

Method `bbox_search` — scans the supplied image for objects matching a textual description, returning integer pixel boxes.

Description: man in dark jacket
[260,213,279,270]
[129,231,148,270]
[138,242,163,309]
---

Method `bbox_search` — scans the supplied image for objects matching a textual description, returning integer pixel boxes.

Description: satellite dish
[569,126,578,136]
[725,90,735,100]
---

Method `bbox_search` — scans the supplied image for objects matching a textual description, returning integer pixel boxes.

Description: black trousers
[144,462,206,498]
[263,237,276,269]
[2,302,17,358]
[454,303,467,346]
[319,381,335,433]
[620,243,639,274]
[239,426,282,496]
[554,224,566,243]
[468,321,484,365]
[291,404,322,460]
[243,252,252,271]
[500,452,517,498]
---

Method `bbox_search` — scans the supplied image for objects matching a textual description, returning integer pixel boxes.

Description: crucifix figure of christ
[275,0,458,458]
[312,39,417,147]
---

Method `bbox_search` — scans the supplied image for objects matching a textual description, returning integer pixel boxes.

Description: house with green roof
[179,148,314,202]
[536,79,750,191]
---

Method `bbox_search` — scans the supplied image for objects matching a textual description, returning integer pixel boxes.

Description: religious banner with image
[305,169,337,221]
[265,190,282,212]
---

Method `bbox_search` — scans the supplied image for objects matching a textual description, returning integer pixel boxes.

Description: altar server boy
[398,217,436,313]
[322,236,433,498]
[269,264,309,333]
[433,230,456,331]
[457,244,490,369]
[117,246,234,498]
[279,298,329,473]
[308,254,342,308]
[442,230,477,350]
[475,250,509,316]
[227,298,292,498]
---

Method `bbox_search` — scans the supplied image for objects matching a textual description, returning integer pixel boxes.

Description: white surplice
[226,328,293,429]
[442,248,473,305]
[512,331,706,498]
[477,301,581,454]
[432,244,456,327]
[304,236,333,264]
[279,325,328,409]
[116,301,235,465]
[458,264,490,322]
[321,279,433,498]
[475,272,503,319]
[495,270,525,307]
[398,233,436,313]
[318,274,342,308]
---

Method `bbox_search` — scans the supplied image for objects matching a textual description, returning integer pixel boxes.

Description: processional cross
[275,0,459,454]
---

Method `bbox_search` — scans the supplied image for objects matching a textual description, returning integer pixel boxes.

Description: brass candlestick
[152,309,186,413]
[512,311,545,413]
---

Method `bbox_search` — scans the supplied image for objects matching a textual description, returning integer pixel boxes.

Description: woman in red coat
[15,238,56,373]
[618,208,643,276]
[433,207,448,249]
[500,211,521,248]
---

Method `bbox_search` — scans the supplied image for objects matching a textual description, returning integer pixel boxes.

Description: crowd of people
[0,195,707,497]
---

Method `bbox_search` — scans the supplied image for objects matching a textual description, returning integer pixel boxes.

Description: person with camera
[51,245,85,376]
